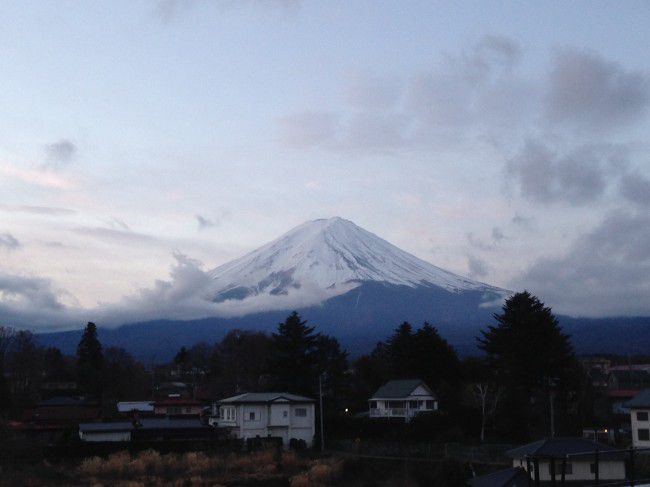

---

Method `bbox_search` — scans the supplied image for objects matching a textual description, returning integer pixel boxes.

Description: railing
[369,408,433,418]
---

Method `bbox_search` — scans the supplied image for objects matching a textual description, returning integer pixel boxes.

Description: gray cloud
[620,173,650,207]
[492,227,505,242]
[513,211,650,316]
[43,139,77,169]
[0,205,76,216]
[196,214,215,229]
[467,254,489,278]
[0,233,20,250]
[154,0,299,23]
[546,49,650,130]
[508,140,627,205]
[72,226,159,244]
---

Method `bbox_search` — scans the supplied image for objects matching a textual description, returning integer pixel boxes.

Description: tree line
[0,291,594,442]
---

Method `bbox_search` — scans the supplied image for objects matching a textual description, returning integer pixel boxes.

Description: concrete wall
[81,431,131,442]
[631,408,650,448]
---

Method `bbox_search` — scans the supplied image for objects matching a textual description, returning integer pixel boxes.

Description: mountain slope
[206,217,508,308]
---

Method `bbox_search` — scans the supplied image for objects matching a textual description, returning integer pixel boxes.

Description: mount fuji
[205,217,508,312]
[39,217,514,359]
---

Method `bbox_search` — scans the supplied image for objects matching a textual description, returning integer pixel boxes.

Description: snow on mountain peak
[206,217,505,307]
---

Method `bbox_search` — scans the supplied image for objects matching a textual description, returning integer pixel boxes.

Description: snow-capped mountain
[206,217,507,308]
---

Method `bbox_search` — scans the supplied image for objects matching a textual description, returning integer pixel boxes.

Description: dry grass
[73,447,339,485]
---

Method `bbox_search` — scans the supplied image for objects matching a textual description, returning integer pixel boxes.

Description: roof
[506,438,623,460]
[370,380,434,399]
[154,399,202,406]
[117,401,155,413]
[37,396,96,407]
[626,389,650,409]
[79,418,207,433]
[467,467,529,487]
[218,392,314,404]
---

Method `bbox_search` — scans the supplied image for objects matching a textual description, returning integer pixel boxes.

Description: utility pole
[550,390,555,438]
[319,373,325,451]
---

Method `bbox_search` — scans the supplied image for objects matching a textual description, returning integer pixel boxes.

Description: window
[425,400,435,410]
[638,428,650,441]
[283,410,288,418]
[548,461,572,475]
[167,406,181,415]
[221,407,236,422]
[409,401,419,409]
[590,463,597,474]
[247,411,258,421]
[638,411,649,421]
[295,408,307,417]
[370,401,377,409]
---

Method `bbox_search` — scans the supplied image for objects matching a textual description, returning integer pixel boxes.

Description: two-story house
[627,389,650,448]
[368,379,438,421]
[212,392,315,446]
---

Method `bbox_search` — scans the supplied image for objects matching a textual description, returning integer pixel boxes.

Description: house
[608,369,650,414]
[368,380,438,421]
[12,396,102,443]
[117,401,155,417]
[212,392,315,447]
[79,418,212,442]
[154,398,203,417]
[507,437,626,483]
[467,467,529,487]
[626,389,650,448]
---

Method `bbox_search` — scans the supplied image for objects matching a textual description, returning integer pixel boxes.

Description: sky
[1,0,650,330]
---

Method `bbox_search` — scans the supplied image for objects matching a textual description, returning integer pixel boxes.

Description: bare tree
[473,382,502,443]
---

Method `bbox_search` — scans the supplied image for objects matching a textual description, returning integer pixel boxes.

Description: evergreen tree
[271,312,319,395]
[388,322,414,376]
[477,291,577,438]
[76,322,104,397]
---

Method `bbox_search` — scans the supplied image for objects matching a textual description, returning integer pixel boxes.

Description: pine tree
[271,312,319,394]
[76,322,104,397]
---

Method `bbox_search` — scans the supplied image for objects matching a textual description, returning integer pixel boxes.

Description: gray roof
[626,389,650,408]
[467,467,529,487]
[370,380,435,399]
[79,418,206,433]
[506,438,623,460]
[117,401,154,413]
[218,392,314,404]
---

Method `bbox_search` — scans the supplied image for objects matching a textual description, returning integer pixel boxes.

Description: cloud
[108,218,130,231]
[0,233,20,250]
[467,254,489,278]
[196,214,215,229]
[280,35,529,154]
[43,139,77,169]
[491,227,505,242]
[620,173,650,207]
[0,205,76,216]
[72,226,159,245]
[511,213,535,230]
[0,163,73,189]
[513,211,650,316]
[507,140,627,205]
[545,49,650,130]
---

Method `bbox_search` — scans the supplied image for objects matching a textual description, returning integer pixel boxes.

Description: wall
[631,408,650,448]
[81,431,131,442]
[514,459,626,481]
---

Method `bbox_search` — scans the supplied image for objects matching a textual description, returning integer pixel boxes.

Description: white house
[368,379,438,421]
[507,438,626,483]
[211,392,315,446]
[627,389,650,448]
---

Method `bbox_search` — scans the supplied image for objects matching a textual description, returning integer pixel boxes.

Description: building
[154,399,203,417]
[626,389,650,448]
[507,437,626,483]
[79,418,212,442]
[213,392,315,446]
[466,467,529,487]
[368,379,438,421]
[608,369,650,414]
[117,401,155,417]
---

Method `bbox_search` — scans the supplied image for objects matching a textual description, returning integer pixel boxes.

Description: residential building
[212,392,315,446]
[154,399,203,417]
[117,401,155,417]
[368,379,438,421]
[79,418,211,442]
[608,369,650,414]
[507,438,626,483]
[626,389,650,448]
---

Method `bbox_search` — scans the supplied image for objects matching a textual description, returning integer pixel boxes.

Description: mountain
[206,217,508,310]
[40,217,650,360]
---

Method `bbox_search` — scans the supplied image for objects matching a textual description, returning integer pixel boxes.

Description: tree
[76,322,104,397]
[103,347,150,401]
[477,291,577,438]
[217,330,272,395]
[7,331,42,407]
[271,312,320,395]
[0,327,16,415]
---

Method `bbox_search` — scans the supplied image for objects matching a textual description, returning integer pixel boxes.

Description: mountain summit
[206,217,506,307]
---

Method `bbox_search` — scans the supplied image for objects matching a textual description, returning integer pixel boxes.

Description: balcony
[369,407,433,420]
